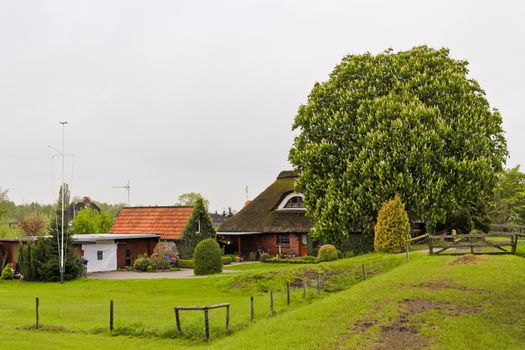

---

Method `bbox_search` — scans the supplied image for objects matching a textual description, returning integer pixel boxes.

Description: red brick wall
[239,233,302,260]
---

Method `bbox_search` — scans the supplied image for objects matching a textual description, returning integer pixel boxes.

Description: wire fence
[12,262,387,342]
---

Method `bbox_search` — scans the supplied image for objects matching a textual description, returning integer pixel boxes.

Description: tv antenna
[48,121,74,284]
[245,185,249,201]
[113,180,131,206]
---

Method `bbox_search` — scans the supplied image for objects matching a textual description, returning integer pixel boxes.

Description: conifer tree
[18,184,81,281]
[177,198,216,259]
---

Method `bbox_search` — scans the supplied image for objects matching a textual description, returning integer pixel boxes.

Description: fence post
[286,283,290,306]
[303,278,307,298]
[405,242,409,261]
[429,237,433,254]
[225,304,230,331]
[321,273,325,290]
[35,297,39,329]
[316,274,321,293]
[109,300,114,331]
[204,307,210,341]
[362,264,367,280]
[250,296,254,322]
[175,308,181,336]
[270,290,274,315]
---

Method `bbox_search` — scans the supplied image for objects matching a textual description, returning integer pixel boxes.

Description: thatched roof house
[218,170,312,259]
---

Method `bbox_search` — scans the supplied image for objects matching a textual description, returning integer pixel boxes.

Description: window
[277,234,290,246]
[97,251,103,261]
[283,196,305,209]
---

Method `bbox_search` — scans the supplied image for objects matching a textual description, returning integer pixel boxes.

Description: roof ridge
[122,206,194,209]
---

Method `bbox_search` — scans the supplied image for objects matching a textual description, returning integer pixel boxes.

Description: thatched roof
[218,171,312,233]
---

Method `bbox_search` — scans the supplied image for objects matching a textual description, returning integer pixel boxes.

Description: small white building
[72,234,160,273]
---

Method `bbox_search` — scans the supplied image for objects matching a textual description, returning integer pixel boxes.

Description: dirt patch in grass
[448,255,484,265]
[353,298,480,350]
[413,277,489,295]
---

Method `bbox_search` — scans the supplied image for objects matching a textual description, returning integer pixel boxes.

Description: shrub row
[263,256,318,264]
[177,259,194,268]
[176,256,232,269]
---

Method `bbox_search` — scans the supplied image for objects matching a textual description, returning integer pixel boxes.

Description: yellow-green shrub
[317,244,338,262]
[374,194,411,253]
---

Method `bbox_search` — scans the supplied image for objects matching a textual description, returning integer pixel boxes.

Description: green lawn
[1,252,524,349]
[0,254,404,349]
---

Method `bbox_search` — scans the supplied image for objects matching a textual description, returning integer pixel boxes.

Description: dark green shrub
[260,253,270,262]
[222,256,233,265]
[193,238,222,275]
[177,259,194,268]
[1,263,14,280]
[374,194,411,253]
[132,254,155,272]
[317,244,338,262]
[146,265,155,272]
[336,249,343,259]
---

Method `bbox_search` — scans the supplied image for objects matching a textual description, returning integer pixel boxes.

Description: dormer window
[284,196,305,209]
[276,192,306,211]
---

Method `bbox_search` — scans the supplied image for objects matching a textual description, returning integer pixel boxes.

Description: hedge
[177,259,194,268]
[263,256,318,264]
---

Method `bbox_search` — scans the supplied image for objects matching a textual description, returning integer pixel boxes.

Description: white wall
[82,242,117,273]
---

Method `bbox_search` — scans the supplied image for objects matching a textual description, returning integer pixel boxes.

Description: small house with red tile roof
[217,171,313,260]
[111,206,194,240]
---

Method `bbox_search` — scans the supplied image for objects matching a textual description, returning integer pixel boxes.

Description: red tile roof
[110,206,194,240]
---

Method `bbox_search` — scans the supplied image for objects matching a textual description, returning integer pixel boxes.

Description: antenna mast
[113,180,131,206]
[48,121,71,284]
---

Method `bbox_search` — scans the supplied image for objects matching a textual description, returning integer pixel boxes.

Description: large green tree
[177,192,209,211]
[70,208,114,234]
[289,46,507,245]
[176,198,216,259]
[489,166,525,225]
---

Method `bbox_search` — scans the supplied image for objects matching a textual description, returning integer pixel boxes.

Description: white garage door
[82,242,118,273]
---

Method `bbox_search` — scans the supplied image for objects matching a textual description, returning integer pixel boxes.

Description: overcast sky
[1,0,524,212]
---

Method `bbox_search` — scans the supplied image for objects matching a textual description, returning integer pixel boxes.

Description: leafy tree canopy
[489,166,525,225]
[70,208,114,234]
[290,46,507,244]
[177,192,209,211]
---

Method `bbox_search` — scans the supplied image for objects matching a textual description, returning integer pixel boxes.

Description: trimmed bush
[222,256,233,265]
[374,194,411,253]
[132,254,155,272]
[260,252,270,262]
[193,238,223,275]
[177,259,194,268]
[1,264,14,280]
[317,244,338,262]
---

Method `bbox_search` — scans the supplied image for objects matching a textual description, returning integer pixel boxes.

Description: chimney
[244,200,252,207]
[83,196,91,204]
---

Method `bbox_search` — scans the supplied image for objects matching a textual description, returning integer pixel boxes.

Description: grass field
[0,254,404,349]
[1,251,524,349]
